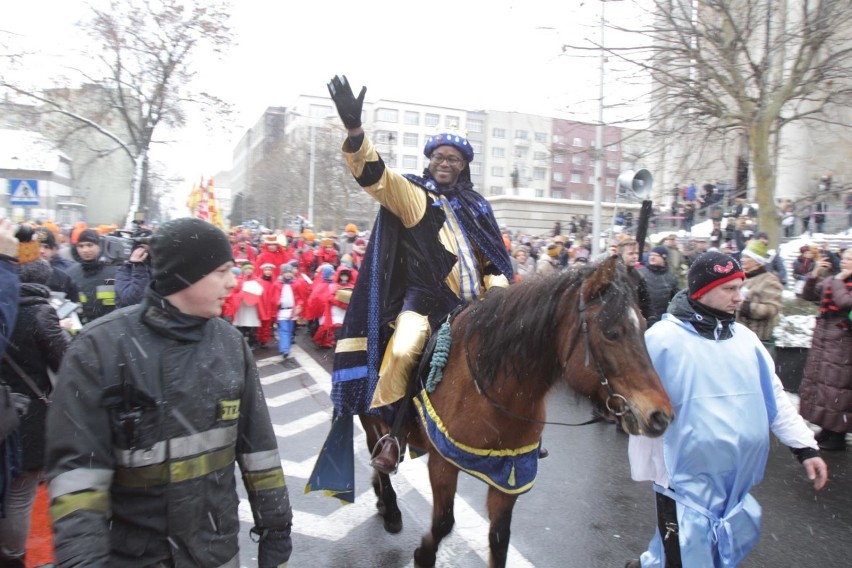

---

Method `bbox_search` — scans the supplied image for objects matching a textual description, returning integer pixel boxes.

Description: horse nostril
[648,411,672,435]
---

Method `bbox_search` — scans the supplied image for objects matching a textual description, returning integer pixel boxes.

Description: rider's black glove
[327,75,366,129]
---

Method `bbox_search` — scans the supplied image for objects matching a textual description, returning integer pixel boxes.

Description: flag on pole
[186,181,202,214]
[206,178,224,228]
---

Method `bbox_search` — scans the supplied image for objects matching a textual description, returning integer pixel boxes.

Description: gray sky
[3,0,650,196]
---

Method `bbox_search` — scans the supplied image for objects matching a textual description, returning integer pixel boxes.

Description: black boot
[370,436,401,474]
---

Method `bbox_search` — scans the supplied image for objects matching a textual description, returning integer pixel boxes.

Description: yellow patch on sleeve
[218,399,240,421]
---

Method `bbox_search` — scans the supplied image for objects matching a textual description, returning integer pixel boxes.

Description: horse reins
[468,285,632,428]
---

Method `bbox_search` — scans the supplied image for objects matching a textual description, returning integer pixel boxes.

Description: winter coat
[638,264,679,324]
[0,261,18,359]
[255,244,292,280]
[65,259,118,324]
[45,288,292,567]
[0,283,69,470]
[46,265,80,302]
[798,273,852,433]
[115,261,151,308]
[737,268,783,342]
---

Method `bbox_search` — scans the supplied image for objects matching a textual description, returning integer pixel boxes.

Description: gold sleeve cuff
[342,136,426,228]
[484,273,510,290]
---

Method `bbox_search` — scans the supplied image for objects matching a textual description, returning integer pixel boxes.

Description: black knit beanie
[150,218,234,296]
[76,229,100,245]
[688,251,745,300]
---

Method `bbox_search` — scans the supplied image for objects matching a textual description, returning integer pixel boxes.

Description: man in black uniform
[46,218,293,567]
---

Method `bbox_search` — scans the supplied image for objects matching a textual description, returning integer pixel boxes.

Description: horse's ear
[584,255,618,300]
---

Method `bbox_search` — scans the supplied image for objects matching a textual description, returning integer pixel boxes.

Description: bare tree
[1,0,232,227]
[609,0,852,244]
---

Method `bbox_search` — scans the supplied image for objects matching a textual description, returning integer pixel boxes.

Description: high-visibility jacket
[46,289,293,567]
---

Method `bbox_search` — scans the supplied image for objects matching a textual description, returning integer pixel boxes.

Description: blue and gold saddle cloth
[413,389,540,495]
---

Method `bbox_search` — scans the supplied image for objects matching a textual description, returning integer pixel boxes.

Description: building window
[534,151,547,161]
[534,131,547,143]
[535,188,544,198]
[588,176,596,185]
[492,127,506,138]
[514,147,528,159]
[533,167,546,180]
[492,166,504,176]
[553,172,564,182]
[515,129,528,140]
[573,137,583,147]
[571,173,582,183]
[607,143,619,152]
[467,119,483,133]
[607,160,618,170]
[425,113,439,127]
[553,134,566,144]
[403,132,419,146]
[492,147,505,158]
[572,155,584,166]
[470,163,482,176]
[404,111,419,125]
[490,186,504,195]
[445,115,460,128]
[403,155,418,169]
[552,189,564,199]
[553,154,565,164]
[471,141,482,155]
[606,177,616,187]
[376,108,399,122]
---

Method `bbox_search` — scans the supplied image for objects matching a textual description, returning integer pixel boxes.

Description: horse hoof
[383,515,403,534]
[414,547,436,568]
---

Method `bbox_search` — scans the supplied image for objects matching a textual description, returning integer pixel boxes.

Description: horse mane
[459,261,635,389]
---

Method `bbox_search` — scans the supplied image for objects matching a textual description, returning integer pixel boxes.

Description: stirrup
[370,434,401,474]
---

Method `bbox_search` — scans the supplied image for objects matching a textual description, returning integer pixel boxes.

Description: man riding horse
[322,75,513,475]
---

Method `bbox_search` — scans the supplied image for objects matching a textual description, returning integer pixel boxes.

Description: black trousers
[656,491,683,568]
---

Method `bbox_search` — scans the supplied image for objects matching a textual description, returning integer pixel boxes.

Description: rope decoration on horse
[425,320,452,393]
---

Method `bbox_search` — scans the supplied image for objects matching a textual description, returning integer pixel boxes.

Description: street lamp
[288,111,336,229]
[307,123,316,227]
[591,0,622,257]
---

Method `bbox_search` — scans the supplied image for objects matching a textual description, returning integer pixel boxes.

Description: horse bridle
[469,284,633,427]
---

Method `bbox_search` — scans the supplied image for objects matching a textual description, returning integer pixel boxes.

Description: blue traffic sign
[9,179,40,205]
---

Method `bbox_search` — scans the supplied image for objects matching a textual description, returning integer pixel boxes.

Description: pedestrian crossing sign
[9,179,40,205]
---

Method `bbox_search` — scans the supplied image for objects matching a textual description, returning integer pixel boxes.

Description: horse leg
[414,452,459,568]
[486,486,518,568]
[360,414,403,534]
[371,470,402,533]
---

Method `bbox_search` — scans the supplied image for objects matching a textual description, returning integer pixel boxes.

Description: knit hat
[741,240,769,265]
[546,243,562,258]
[688,252,745,300]
[260,262,275,270]
[354,238,366,247]
[14,225,40,264]
[345,223,358,234]
[35,227,57,249]
[150,218,234,296]
[650,245,668,260]
[18,258,52,285]
[76,229,100,246]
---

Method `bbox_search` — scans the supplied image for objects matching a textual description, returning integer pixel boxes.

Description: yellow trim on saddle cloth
[335,337,367,353]
[414,389,539,495]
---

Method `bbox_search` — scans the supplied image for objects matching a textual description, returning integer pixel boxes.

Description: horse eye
[604,329,620,341]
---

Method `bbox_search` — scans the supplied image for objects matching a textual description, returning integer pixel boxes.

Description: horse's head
[568,256,673,437]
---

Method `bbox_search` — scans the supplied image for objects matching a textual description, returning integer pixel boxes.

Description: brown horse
[360,256,674,568]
